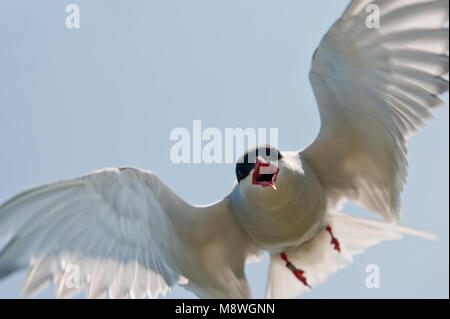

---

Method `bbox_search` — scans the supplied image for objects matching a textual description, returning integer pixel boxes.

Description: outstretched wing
[0,167,257,298]
[303,0,449,221]
[265,213,435,299]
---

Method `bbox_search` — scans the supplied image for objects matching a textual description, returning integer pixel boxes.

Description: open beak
[252,157,279,190]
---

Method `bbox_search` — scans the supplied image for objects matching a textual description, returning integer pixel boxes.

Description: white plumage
[305,0,449,221]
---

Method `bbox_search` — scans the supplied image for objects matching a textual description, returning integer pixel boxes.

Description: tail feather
[265,213,435,299]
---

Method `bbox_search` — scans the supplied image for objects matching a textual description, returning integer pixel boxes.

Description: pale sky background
[0,0,448,299]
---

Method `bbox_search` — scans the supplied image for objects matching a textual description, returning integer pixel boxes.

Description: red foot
[280,252,311,288]
[326,225,341,253]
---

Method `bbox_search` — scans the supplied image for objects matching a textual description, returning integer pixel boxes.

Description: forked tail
[265,213,435,298]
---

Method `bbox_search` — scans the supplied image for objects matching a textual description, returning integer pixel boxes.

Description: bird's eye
[238,167,247,179]
[235,162,254,182]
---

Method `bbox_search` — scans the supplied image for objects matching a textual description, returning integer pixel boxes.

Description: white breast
[231,152,327,252]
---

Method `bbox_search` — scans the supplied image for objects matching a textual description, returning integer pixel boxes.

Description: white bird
[0,0,448,299]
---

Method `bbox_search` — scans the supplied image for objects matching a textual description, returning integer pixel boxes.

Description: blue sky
[0,0,448,298]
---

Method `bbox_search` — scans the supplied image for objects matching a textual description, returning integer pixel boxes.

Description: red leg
[280,252,311,288]
[326,225,341,253]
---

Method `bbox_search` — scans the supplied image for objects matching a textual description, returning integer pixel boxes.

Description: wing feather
[0,167,257,298]
[303,0,449,220]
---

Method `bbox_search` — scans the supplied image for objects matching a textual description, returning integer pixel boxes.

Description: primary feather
[0,168,258,298]
[303,0,449,221]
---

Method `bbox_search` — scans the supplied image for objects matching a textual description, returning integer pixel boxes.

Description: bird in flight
[0,0,448,298]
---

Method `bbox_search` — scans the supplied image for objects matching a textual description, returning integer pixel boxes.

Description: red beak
[252,157,279,190]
